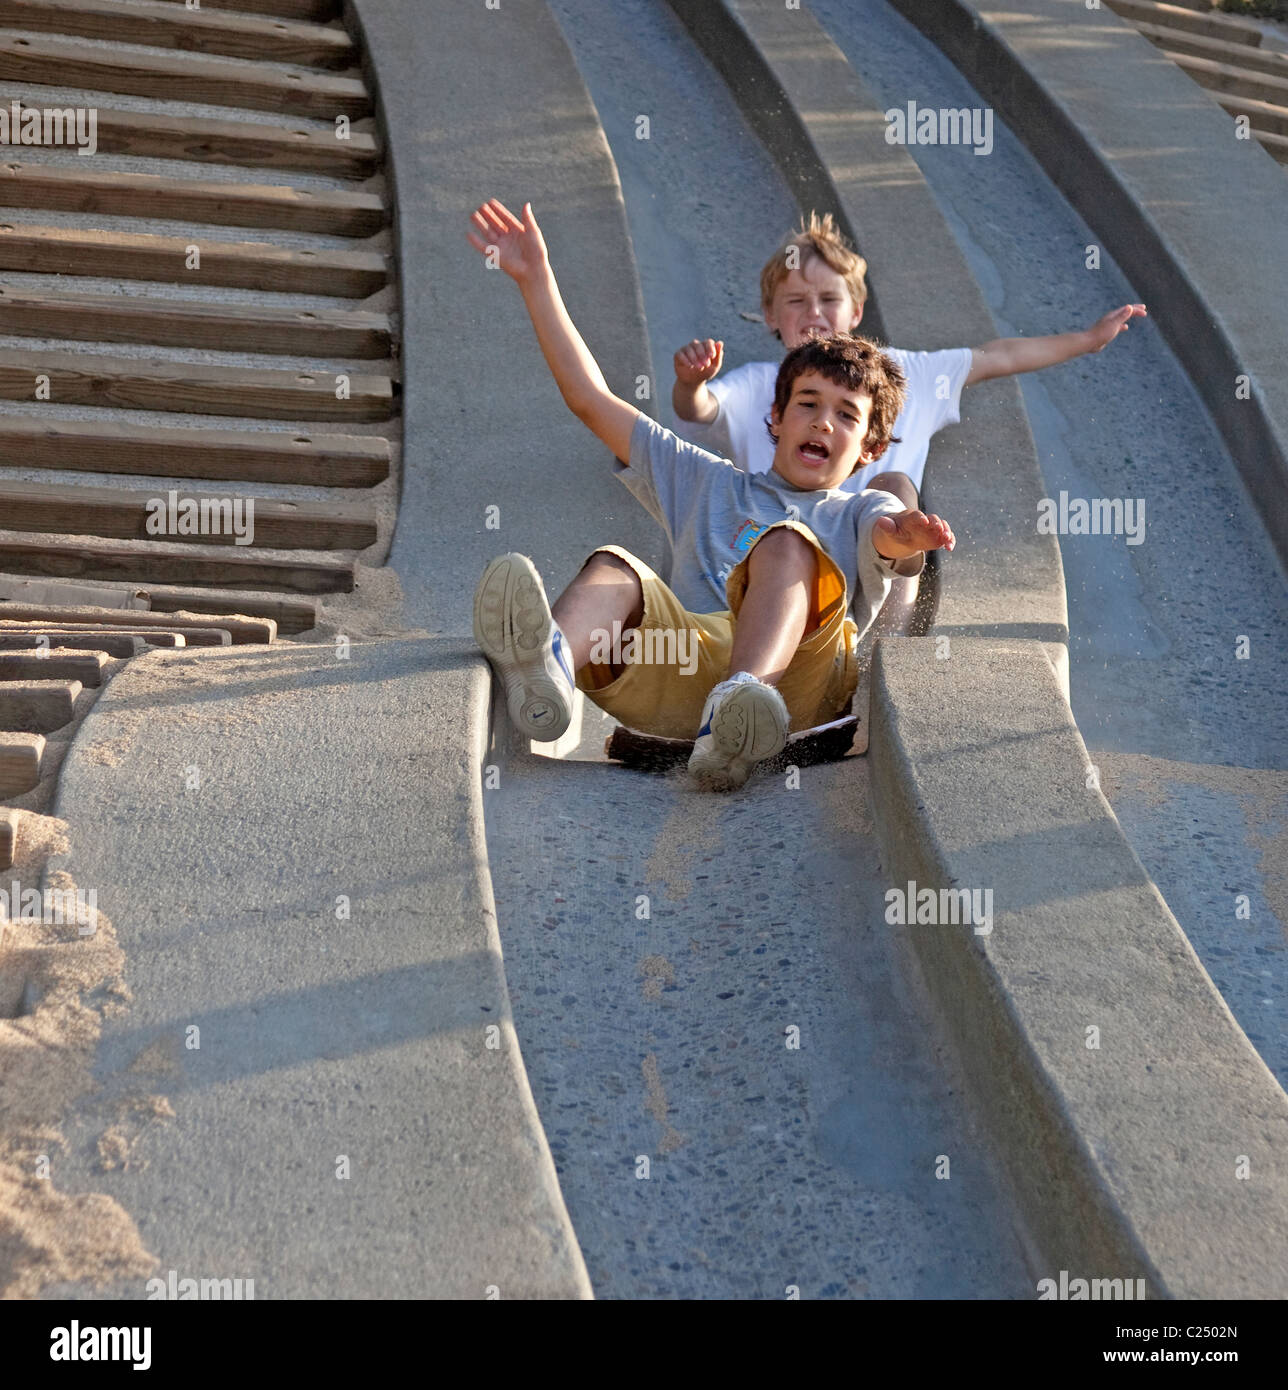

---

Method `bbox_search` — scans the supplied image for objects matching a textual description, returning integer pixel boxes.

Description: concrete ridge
[869,638,1288,1298]
[887,0,1288,573]
[665,0,1070,685]
[42,639,593,1298]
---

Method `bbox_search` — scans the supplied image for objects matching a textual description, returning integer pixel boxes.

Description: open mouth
[797,440,830,464]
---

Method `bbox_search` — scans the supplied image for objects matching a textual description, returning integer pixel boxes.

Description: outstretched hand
[465,197,550,284]
[874,509,955,561]
[1085,303,1147,352]
[674,337,724,387]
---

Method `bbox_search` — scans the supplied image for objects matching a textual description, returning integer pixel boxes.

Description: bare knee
[578,551,643,627]
[748,526,816,577]
[866,470,919,509]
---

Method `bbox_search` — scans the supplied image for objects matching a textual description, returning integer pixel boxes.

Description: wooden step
[68,103,380,178]
[0,601,275,642]
[0,730,42,796]
[0,348,395,421]
[0,162,387,237]
[1216,88,1288,134]
[1254,125,1288,160]
[0,806,16,870]
[0,538,356,593]
[0,633,137,661]
[155,0,340,20]
[0,653,106,692]
[0,223,388,297]
[0,625,189,649]
[1166,47,1288,104]
[0,34,371,119]
[0,543,353,600]
[0,679,81,733]
[145,589,315,633]
[0,286,391,358]
[0,480,378,550]
[0,0,356,68]
[1105,0,1264,45]
[1137,20,1288,75]
[0,417,390,485]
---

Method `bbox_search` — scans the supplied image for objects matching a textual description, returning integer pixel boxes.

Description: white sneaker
[473,553,576,741]
[688,672,789,792]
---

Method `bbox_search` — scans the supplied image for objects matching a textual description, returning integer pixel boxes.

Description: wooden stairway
[1106,0,1288,164]
[0,0,400,868]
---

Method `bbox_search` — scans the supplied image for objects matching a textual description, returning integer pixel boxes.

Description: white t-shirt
[676,348,973,492]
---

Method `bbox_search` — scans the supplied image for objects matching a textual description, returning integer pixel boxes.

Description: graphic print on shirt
[732,518,769,554]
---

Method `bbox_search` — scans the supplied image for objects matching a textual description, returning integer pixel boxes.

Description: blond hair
[759,211,869,338]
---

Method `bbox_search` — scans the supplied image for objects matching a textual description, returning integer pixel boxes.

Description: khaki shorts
[574,520,859,739]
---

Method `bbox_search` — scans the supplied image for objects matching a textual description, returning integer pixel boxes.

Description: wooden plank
[0,633,136,661]
[0,349,395,421]
[1137,21,1288,76]
[0,625,186,648]
[1255,127,1288,162]
[0,163,387,237]
[0,417,390,485]
[0,602,275,642]
[0,223,387,297]
[0,680,81,734]
[0,0,356,68]
[1216,89,1288,135]
[0,34,371,119]
[1105,0,1264,45]
[1166,48,1288,105]
[155,0,340,19]
[0,653,106,692]
[0,731,43,796]
[0,538,356,593]
[80,103,381,178]
[145,590,315,633]
[0,807,16,871]
[0,284,390,358]
[0,480,378,551]
[0,576,147,608]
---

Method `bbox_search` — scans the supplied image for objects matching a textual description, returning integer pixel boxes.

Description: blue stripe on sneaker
[552,628,575,687]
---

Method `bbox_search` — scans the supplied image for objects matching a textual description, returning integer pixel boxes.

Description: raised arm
[966,303,1147,386]
[465,198,641,462]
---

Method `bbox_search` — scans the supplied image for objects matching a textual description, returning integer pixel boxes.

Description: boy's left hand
[874,510,955,560]
[1085,303,1147,352]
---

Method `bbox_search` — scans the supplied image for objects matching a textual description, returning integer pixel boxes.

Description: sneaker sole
[472,553,573,741]
[689,683,788,791]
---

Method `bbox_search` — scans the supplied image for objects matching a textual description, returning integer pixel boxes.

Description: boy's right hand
[465,198,550,286]
[674,338,724,387]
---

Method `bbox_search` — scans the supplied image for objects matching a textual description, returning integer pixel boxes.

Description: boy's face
[764,258,863,348]
[769,371,877,491]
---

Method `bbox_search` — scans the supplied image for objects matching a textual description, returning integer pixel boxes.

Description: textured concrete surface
[886,0,1288,569]
[665,0,1069,682]
[40,640,589,1298]
[486,744,1032,1298]
[869,637,1288,1299]
[817,0,1288,1090]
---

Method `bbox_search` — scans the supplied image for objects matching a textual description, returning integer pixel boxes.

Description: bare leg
[551,551,644,678]
[726,527,817,685]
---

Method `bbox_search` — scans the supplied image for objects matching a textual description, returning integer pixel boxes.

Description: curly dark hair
[767,333,907,470]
